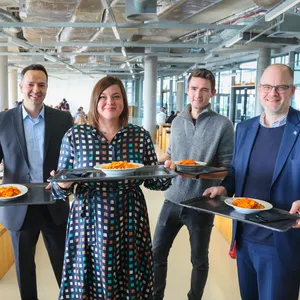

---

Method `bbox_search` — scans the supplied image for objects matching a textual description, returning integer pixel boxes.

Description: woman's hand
[46,170,73,190]
[203,186,228,198]
[289,200,300,228]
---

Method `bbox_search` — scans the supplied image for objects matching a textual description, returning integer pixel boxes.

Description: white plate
[0,184,28,201]
[94,163,144,176]
[175,161,207,171]
[224,197,273,214]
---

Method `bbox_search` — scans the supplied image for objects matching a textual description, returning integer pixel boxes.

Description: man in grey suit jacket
[0,64,73,300]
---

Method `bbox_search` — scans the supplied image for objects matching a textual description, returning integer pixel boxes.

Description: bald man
[204,64,300,300]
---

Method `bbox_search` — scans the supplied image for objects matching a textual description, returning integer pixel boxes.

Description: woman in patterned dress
[52,76,171,300]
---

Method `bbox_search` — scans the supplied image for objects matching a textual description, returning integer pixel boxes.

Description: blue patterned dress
[53,124,171,300]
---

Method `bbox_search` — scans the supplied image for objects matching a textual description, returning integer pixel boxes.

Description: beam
[265,0,300,22]
[0,51,206,57]
[242,32,299,45]
[0,40,217,49]
[0,21,243,30]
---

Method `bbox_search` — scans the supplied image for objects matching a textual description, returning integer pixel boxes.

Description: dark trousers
[236,238,300,300]
[9,205,67,300]
[153,200,214,300]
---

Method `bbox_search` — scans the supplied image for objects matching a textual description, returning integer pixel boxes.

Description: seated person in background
[74,113,86,125]
[61,102,70,113]
[73,107,84,120]
[52,76,172,300]
[166,110,176,123]
[156,106,167,126]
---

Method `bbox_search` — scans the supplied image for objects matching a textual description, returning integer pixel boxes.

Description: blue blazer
[222,107,300,271]
[0,105,73,231]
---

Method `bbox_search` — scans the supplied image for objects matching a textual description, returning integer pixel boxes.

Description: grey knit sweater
[164,103,234,203]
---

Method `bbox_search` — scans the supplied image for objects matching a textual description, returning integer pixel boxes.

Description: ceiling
[0,0,300,80]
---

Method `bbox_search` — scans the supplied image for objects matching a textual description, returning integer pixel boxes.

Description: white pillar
[0,46,8,110]
[143,56,158,140]
[176,81,184,112]
[229,70,236,123]
[9,68,18,108]
[255,48,271,116]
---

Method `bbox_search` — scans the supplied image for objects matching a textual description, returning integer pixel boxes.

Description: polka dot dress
[53,124,170,300]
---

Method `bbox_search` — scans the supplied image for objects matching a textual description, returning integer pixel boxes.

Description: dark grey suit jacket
[0,105,73,231]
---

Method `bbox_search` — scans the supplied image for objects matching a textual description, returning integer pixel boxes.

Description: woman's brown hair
[88,76,129,128]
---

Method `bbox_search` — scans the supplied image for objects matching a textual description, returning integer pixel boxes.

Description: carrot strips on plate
[101,161,138,169]
[178,159,199,165]
[232,198,265,209]
[0,186,21,197]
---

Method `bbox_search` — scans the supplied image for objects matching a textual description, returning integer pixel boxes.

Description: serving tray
[48,165,178,182]
[0,183,55,206]
[180,195,300,232]
[176,166,227,178]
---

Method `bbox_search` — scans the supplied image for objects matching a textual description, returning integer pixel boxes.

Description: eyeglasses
[259,84,292,94]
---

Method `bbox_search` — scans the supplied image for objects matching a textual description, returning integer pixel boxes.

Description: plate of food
[175,159,207,171]
[94,161,144,176]
[0,184,28,201]
[224,197,273,214]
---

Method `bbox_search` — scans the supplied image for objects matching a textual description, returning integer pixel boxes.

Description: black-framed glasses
[259,84,292,94]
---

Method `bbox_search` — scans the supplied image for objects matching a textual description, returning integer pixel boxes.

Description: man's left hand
[289,200,300,228]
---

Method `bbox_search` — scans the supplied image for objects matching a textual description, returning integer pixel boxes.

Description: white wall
[17,73,103,114]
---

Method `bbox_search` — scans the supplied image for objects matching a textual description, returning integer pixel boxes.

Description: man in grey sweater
[153,68,234,300]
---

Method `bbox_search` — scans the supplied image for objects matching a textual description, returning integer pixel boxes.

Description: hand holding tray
[180,195,300,232]
[48,165,178,183]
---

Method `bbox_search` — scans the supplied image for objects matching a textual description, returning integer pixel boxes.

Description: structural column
[255,48,271,116]
[229,70,236,123]
[176,81,184,112]
[134,78,143,125]
[9,68,18,109]
[143,55,158,140]
[0,46,9,110]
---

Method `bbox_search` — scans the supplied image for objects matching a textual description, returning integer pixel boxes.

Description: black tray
[176,166,227,178]
[0,183,55,206]
[48,165,178,182]
[180,195,300,232]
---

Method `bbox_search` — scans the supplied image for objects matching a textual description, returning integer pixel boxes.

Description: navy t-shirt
[238,124,285,245]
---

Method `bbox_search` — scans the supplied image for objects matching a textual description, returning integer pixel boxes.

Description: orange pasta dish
[0,186,21,197]
[178,159,199,165]
[101,161,138,169]
[232,198,265,209]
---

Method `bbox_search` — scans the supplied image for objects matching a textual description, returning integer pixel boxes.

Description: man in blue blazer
[0,64,73,300]
[204,64,300,300]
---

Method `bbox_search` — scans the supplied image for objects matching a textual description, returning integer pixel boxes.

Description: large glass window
[125,80,135,106]
[293,52,300,110]
[156,78,162,112]
[271,54,289,64]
